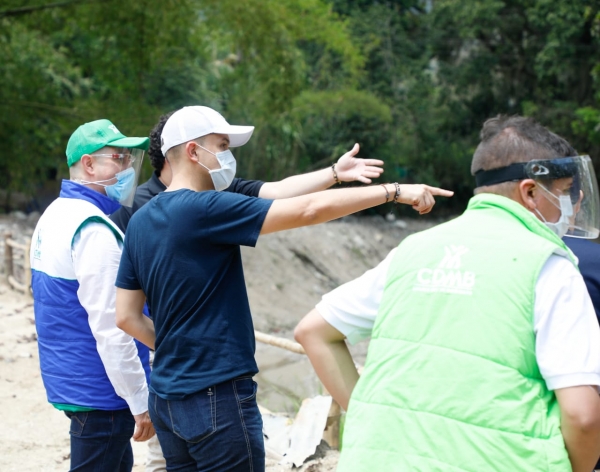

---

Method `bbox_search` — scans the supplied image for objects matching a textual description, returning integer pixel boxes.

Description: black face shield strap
[475,158,581,203]
[474,163,528,187]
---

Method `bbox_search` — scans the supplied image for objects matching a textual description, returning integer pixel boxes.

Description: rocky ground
[0,211,443,471]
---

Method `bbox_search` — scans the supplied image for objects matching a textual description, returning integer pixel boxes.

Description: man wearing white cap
[114,105,453,471]
[110,107,389,472]
[110,108,387,233]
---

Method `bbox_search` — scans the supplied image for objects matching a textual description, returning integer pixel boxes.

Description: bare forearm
[294,309,359,410]
[561,419,600,472]
[258,142,385,198]
[262,184,391,234]
[116,288,156,349]
[262,183,452,234]
[259,168,333,199]
[306,339,358,411]
[301,184,392,224]
[556,386,600,472]
[117,314,156,350]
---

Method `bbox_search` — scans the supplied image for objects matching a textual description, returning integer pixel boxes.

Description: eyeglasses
[93,153,136,166]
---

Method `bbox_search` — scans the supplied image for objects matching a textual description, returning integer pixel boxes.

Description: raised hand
[335,143,384,184]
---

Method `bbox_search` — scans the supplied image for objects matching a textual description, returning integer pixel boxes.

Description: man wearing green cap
[30,119,155,471]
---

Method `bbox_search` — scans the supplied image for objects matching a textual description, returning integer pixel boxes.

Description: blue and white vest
[30,180,150,410]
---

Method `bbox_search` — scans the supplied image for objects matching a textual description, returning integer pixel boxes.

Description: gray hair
[471,115,576,195]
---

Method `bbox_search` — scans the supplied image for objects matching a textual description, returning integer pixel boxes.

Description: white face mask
[535,195,573,238]
[196,145,236,191]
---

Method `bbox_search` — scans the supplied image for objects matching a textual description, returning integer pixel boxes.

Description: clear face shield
[89,148,145,207]
[525,155,600,239]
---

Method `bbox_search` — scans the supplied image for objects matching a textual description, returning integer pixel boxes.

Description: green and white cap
[66,119,150,167]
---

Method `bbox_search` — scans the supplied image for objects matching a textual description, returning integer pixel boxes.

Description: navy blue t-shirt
[564,237,600,470]
[564,238,600,325]
[116,189,273,399]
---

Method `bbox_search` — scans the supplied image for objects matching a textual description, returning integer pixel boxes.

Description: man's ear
[518,179,538,211]
[79,154,95,175]
[185,141,198,162]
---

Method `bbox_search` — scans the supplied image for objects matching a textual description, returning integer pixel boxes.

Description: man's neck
[158,173,169,187]
[167,173,214,193]
[157,165,173,187]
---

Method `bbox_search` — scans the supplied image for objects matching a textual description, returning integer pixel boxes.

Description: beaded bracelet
[393,182,401,204]
[331,163,341,185]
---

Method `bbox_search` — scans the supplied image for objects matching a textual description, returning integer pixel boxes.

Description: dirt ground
[0,212,441,471]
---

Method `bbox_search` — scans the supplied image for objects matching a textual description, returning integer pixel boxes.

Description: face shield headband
[475,155,600,239]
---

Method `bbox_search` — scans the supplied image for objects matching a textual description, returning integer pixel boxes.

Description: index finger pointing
[426,186,454,197]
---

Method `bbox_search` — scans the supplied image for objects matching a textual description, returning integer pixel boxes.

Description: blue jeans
[65,409,135,472]
[149,376,265,472]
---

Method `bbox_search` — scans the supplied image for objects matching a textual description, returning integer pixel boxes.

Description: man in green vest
[295,115,600,472]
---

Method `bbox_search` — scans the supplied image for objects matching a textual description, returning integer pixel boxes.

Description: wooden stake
[23,237,31,297]
[254,330,306,355]
[4,234,32,297]
[4,232,13,285]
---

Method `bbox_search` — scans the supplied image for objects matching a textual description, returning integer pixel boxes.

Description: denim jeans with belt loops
[149,376,265,472]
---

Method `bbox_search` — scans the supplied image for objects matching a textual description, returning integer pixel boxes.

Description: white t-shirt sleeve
[316,247,600,391]
[72,222,149,415]
[315,248,397,344]
[534,254,600,391]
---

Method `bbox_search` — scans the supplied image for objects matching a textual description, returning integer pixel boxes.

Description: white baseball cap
[160,106,254,155]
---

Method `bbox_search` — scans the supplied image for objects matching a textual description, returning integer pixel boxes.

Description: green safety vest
[337,193,575,472]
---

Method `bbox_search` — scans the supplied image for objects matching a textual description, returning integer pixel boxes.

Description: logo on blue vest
[33,229,42,260]
[414,245,476,295]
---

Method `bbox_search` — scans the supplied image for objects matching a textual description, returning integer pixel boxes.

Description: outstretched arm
[258,144,383,199]
[260,182,453,234]
[294,309,358,411]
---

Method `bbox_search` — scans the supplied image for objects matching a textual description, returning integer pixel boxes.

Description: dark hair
[148,111,175,174]
[471,115,577,176]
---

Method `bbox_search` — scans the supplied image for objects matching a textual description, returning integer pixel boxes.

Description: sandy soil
[0,212,440,471]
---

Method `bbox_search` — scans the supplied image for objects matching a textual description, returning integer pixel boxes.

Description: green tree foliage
[0,0,364,209]
[328,0,600,212]
[429,0,600,145]
[1,0,600,214]
[291,89,392,165]
[0,16,89,205]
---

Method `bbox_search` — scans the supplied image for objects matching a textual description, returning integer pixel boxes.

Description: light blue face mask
[80,167,136,205]
[104,167,136,204]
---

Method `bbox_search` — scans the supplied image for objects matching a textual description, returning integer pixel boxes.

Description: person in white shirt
[295,115,600,472]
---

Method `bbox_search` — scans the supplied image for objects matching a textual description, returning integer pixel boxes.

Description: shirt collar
[149,171,167,195]
[59,180,121,215]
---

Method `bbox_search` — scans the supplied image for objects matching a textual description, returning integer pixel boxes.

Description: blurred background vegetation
[1,0,600,215]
